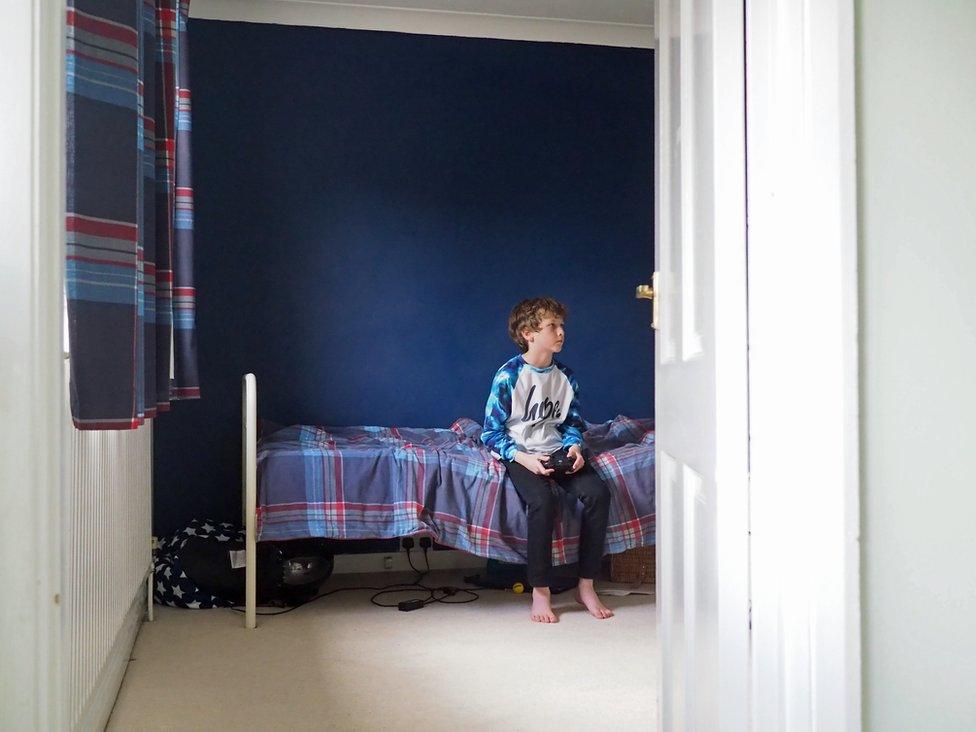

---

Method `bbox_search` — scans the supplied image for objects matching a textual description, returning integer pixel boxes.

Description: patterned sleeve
[482,368,518,461]
[558,370,586,449]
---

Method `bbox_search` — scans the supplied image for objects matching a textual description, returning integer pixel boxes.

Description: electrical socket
[401,537,415,551]
[419,537,432,550]
[383,556,393,570]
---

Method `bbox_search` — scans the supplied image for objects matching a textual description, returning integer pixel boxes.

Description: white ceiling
[191,0,655,48]
[311,0,655,26]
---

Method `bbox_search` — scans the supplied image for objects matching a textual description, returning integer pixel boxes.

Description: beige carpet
[107,569,658,731]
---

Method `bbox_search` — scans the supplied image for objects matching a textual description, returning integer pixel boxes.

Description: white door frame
[744,0,861,728]
[653,0,751,728]
[0,0,67,729]
[655,0,860,727]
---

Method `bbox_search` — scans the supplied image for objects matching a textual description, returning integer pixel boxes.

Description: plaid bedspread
[256,416,655,565]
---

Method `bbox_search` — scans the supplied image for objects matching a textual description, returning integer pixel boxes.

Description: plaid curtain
[66,0,199,430]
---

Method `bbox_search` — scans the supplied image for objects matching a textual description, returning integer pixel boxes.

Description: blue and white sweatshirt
[482,355,587,461]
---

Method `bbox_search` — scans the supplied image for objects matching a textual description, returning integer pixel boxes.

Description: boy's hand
[515,451,554,476]
[567,444,585,473]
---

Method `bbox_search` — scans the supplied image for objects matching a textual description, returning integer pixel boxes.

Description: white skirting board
[74,577,147,732]
[333,549,487,575]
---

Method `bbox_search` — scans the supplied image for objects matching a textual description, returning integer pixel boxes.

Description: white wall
[857,2,976,729]
[2,1,153,727]
[1,0,66,728]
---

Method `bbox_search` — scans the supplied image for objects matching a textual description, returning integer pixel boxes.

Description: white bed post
[243,373,257,628]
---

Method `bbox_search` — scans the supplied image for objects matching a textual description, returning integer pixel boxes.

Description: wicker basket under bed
[609,545,656,584]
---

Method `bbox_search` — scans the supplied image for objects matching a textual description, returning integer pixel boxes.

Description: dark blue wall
[154,20,654,535]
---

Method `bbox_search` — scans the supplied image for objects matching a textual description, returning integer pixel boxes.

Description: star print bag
[153,519,246,608]
[153,518,335,608]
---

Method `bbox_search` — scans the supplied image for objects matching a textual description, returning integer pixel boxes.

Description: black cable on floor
[229,547,492,617]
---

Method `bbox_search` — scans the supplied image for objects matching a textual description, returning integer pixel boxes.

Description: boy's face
[524,314,565,354]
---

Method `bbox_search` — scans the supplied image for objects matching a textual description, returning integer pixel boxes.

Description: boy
[482,297,614,623]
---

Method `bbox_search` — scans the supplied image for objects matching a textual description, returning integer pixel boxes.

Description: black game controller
[543,448,576,476]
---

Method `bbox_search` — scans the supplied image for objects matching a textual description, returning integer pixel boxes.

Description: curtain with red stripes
[66,0,199,429]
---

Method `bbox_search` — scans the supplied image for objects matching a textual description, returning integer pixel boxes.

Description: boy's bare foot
[575,578,614,619]
[530,587,558,623]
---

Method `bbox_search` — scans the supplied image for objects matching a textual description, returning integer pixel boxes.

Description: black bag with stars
[153,519,334,608]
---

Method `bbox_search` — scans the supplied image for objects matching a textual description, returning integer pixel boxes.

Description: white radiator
[64,416,152,731]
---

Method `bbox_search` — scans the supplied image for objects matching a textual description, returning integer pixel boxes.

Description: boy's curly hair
[508,297,568,353]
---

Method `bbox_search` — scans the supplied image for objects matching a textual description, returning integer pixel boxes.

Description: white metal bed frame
[242,373,257,628]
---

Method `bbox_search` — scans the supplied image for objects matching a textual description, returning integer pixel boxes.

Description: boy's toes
[532,609,557,623]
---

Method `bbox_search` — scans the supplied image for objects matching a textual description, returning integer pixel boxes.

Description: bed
[241,374,655,627]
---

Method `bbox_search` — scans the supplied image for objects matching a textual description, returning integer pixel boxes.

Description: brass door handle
[635,272,659,330]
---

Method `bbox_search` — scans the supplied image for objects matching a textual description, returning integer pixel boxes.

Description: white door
[652,0,750,729]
